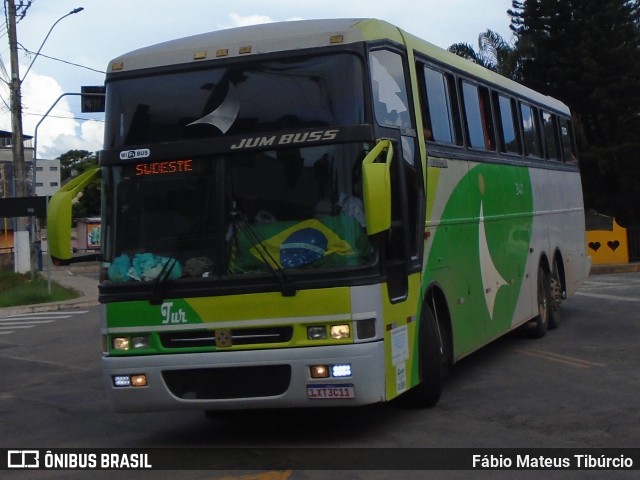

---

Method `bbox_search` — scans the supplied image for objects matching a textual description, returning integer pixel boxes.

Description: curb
[590,263,640,275]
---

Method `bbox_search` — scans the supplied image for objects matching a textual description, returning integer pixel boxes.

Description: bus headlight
[112,335,149,351]
[113,337,130,351]
[307,326,327,340]
[330,324,350,339]
[131,336,149,349]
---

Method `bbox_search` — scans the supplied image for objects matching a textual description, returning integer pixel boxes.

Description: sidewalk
[589,262,640,274]
[0,264,100,317]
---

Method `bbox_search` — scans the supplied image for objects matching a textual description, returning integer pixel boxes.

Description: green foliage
[448,30,520,79]
[0,271,78,307]
[58,149,101,219]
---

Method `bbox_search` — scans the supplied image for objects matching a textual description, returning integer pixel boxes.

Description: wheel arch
[538,251,551,275]
[423,283,454,366]
[552,248,567,295]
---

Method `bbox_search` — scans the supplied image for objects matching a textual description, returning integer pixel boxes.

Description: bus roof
[108,18,569,115]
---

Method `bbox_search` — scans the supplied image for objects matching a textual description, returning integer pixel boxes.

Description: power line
[23,110,105,123]
[15,0,34,22]
[17,44,105,74]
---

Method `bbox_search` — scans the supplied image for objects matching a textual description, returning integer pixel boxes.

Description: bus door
[368,47,425,399]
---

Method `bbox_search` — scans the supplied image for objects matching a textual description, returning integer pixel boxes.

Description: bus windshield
[103,142,374,283]
[102,52,375,285]
[104,53,365,147]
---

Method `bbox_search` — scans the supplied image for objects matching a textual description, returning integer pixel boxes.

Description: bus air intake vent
[162,365,291,399]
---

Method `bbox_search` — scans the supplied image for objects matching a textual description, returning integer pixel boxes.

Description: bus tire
[549,260,562,329]
[530,265,551,338]
[397,305,442,408]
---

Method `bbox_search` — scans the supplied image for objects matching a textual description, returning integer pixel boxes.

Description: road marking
[218,471,293,480]
[516,348,605,369]
[0,310,87,337]
[0,316,71,322]
[574,292,640,303]
[0,325,44,330]
[0,320,55,326]
[0,310,87,320]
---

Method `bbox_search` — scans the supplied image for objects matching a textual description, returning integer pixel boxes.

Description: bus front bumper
[102,342,385,412]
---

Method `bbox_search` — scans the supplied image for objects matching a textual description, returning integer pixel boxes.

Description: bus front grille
[159,327,293,349]
[162,365,291,399]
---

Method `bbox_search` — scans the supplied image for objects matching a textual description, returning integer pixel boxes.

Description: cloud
[228,13,276,27]
[223,12,304,29]
[39,119,103,159]
[0,68,104,159]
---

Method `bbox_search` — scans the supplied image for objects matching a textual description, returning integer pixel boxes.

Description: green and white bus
[49,18,590,411]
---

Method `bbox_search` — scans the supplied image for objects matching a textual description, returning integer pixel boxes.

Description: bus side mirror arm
[47,167,101,264]
[362,139,393,235]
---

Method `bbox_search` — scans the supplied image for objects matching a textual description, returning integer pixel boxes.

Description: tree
[448,29,520,79]
[496,1,640,225]
[58,149,101,219]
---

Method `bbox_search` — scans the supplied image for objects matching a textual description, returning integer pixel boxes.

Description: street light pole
[5,3,84,273]
[21,8,85,80]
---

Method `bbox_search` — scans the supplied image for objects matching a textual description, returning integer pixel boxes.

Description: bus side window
[461,80,495,151]
[559,117,578,163]
[495,93,522,155]
[520,103,542,158]
[541,111,561,161]
[369,50,412,129]
[421,66,460,145]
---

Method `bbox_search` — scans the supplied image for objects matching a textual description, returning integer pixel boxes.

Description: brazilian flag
[231,216,369,272]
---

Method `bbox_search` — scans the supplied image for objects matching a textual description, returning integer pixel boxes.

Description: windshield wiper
[231,209,297,297]
[150,253,180,305]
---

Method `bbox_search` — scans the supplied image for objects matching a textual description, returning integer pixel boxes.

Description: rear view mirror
[362,139,393,235]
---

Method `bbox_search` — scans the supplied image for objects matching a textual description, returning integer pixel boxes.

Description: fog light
[113,337,130,351]
[113,375,131,387]
[130,374,148,387]
[330,324,350,339]
[310,365,330,378]
[132,336,149,349]
[332,364,352,377]
[307,326,327,340]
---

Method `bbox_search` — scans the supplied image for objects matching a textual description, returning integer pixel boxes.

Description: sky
[0,0,516,160]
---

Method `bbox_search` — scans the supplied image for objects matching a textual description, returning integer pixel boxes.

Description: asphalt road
[1,272,639,479]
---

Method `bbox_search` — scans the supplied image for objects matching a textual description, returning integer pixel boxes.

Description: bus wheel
[530,266,551,338]
[549,261,562,329]
[397,305,442,408]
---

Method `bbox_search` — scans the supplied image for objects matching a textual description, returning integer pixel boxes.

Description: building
[0,129,61,198]
[0,129,37,270]
[0,129,35,198]
[34,159,61,197]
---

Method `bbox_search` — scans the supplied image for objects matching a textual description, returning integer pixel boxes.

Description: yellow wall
[0,229,12,249]
[586,219,629,265]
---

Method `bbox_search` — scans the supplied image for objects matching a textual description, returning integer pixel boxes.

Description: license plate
[307,384,355,400]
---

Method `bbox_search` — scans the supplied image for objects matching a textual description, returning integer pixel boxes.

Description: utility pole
[6,0,30,273]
